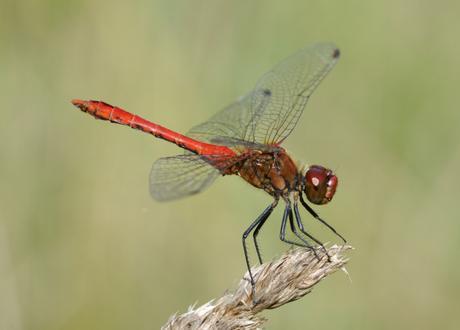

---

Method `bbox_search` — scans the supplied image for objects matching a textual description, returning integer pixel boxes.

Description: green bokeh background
[1,1,459,329]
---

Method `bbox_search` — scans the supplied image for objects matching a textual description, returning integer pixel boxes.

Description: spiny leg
[252,199,278,265]
[300,194,347,243]
[279,203,316,249]
[242,201,277,295]
[293,201,328,259]
[287,203,320,259]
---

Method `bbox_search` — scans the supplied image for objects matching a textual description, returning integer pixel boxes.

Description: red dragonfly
[72,43,346,292]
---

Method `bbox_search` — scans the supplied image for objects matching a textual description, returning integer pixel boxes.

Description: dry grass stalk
[162,244,352,329]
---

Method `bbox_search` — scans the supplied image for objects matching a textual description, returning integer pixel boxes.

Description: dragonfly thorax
[237,149,301,196]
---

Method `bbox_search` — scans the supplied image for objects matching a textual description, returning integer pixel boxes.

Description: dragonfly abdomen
[71,99,236,158]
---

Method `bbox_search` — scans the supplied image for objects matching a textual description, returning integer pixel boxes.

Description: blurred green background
[1,0,459,329]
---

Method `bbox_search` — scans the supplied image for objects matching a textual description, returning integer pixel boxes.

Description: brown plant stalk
[162,244,352,329]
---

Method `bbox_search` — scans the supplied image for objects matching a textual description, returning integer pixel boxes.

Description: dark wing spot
[262,88,272,96]
[332,48,340,59]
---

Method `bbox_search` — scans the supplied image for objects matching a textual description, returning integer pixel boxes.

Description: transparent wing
[149,154,221,201]
[187,43,339,146]
[250,43,340,144]
[186,93,255,147]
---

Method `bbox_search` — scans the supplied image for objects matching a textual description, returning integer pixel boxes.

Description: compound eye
[304,165,338,205]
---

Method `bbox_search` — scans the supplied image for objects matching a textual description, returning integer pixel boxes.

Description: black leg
[293,201,328,259]
[300,194,347,243]
[279,203,314,249]
[287,204,320,259]
[242,201,277,293]
[252,200,277,264]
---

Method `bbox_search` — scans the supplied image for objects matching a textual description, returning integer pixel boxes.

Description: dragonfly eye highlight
[304,165,338,205]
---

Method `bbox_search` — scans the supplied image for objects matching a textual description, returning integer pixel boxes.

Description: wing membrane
[150,154,220,201]
[187,43,339,146]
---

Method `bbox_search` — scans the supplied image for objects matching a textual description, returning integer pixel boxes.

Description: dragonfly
[72,43,346,295]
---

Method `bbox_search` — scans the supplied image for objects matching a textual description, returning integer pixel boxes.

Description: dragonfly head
[303,165,338,205]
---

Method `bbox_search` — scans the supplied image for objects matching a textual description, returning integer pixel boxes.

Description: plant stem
[162,245,352,329]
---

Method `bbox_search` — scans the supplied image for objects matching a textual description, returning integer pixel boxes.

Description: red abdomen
[71,99,236,159]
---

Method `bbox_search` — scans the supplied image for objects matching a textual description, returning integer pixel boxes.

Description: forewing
[250,43,340,144]
[150,154,220,201]
[187,43,339,146]
[186,93,254,145]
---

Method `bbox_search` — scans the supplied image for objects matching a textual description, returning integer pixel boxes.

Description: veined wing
[150,154,221,201]
[186,93,254,147]
[187,43,339,146]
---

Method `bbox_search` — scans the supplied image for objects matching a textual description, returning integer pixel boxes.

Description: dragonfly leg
[242,201,277,298]
[279,202,318,259]
[293,201,328,260]
[286,202,320,259]
[300,194,347,243]
[252,199,278,265]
